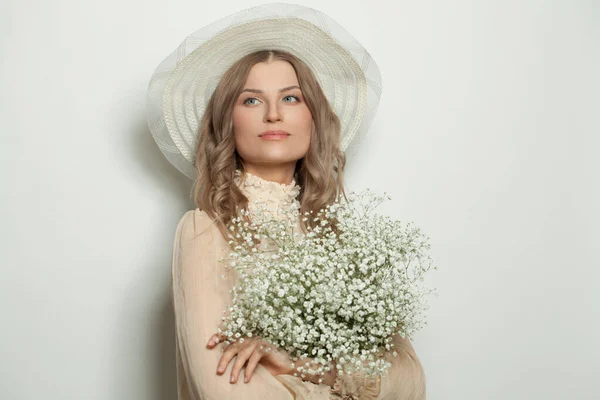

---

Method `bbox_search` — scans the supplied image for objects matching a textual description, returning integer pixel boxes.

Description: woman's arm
[278,335,426,400]
[171,209,300,400]
[376,334,426,400]
[173,209,425,399]
[288,335,425,399]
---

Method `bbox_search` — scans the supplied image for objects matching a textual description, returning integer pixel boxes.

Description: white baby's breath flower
[217,189,436,377]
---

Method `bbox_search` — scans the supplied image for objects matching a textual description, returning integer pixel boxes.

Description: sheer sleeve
[376,334,426,400]
[328,334,426,400]
[171,208,425,400]
[171,209,320,399]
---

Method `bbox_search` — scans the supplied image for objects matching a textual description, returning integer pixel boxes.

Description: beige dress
[171,171,427,399]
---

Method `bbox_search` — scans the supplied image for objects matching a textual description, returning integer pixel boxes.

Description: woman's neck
[233,169,301,225]
[241,164,297,186]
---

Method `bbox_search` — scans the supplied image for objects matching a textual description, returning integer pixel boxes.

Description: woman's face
[232,60,313,172]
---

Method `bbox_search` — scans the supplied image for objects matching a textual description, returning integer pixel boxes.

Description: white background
[1,0,598,399]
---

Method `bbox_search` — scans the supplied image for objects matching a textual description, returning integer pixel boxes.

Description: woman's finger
[206,333,225,348]
[216,342,239,375]
[206,333,217,348]
[244,345,265,383]
[230,343,256,383]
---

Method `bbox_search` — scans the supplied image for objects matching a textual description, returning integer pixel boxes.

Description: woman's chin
[253,150,306,164]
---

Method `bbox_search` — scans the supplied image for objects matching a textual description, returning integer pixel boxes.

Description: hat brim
[147,3,382,180]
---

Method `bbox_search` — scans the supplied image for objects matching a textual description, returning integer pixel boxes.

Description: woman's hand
[206,333,294,384]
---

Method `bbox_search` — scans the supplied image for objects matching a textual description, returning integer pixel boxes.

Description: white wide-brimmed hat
[146,2,382,180]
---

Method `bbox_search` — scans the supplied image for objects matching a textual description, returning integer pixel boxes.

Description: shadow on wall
[152,294,178,400]
[115,117,192,398]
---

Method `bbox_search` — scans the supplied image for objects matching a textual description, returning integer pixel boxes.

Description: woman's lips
[260,133,290,140]
[260,130,290,140]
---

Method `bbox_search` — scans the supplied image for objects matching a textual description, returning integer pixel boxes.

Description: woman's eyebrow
[240,85,300,94]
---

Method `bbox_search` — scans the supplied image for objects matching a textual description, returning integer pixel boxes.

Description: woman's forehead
[243,60,300,89]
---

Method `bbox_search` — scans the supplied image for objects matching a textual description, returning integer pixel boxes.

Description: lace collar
[234,169,301,209]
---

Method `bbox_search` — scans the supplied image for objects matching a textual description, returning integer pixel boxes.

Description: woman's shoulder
[175,208,219,240]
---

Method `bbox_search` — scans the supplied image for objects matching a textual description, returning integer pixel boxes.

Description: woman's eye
[243,98,259,105]
[243,95,299,105]
[283,95,299,103]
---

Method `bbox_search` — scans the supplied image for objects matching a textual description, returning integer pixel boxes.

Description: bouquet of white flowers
[217,189,436,382]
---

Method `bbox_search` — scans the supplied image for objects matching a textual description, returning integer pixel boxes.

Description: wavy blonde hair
[191,50,347,241]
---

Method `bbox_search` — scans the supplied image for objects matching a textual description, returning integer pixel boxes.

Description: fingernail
[217,366,224,373]
[208,339,214,346]
[230,375,235,383]
[244,376,249,383]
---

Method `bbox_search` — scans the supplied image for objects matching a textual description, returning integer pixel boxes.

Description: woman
[147,4,426,399]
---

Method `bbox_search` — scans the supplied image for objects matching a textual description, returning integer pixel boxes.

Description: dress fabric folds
[170,171,427,399]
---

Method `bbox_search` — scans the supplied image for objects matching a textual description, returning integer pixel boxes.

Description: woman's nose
[264,103,282,123]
